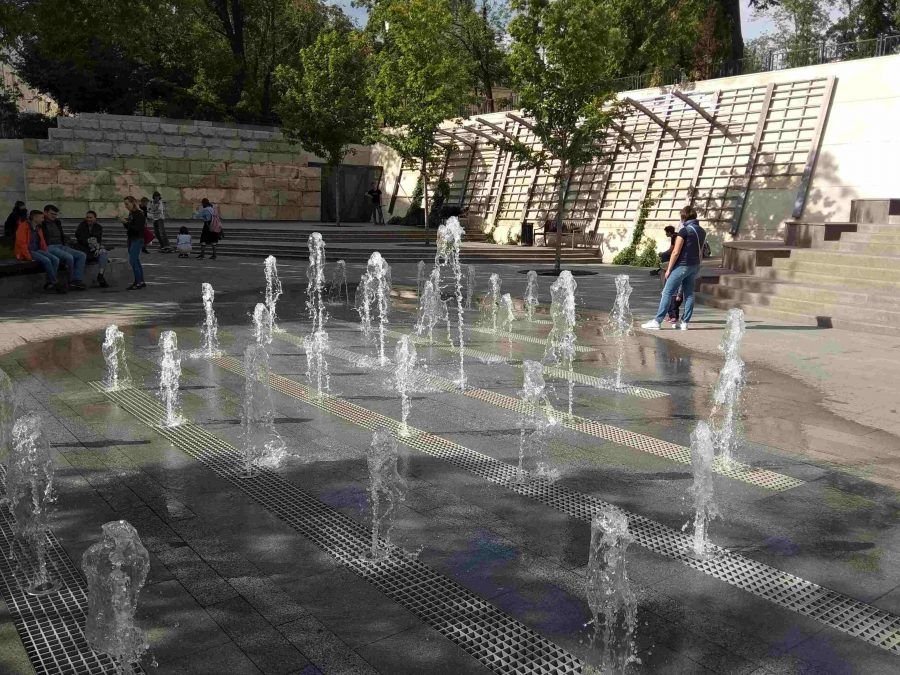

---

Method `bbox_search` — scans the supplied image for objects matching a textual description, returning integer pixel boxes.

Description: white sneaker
[678,321,689,330]
[641,320,661,330]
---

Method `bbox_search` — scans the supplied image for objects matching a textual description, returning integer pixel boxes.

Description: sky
[327,1,777,41]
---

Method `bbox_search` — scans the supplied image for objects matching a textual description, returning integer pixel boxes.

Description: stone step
[698,285,900,327]
[854,223,900,234]
[713,275,900,308]
[696,293,898,335]
[754,266,900,292]
[779,249,900,269]
[771,257,900,282]
[836,232,900,244]
[824,240,900,255]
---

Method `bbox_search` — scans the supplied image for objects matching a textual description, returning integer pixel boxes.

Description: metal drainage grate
[92,382,581,675]
[467,326,597,353]
[212,356,900,656]
[277,332,799,492]
[0,469,142,675]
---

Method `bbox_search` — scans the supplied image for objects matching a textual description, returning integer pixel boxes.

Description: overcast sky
[327,1,776,40]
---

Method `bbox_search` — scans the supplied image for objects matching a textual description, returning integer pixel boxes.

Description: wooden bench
[536,220,589,249]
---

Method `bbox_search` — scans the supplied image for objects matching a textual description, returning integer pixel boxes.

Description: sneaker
[196,254,205,259]
[55,280,67,294]
[70,280,87,290]
[127,283,139,290]
[137,282,147,289]
[641,319,661,330]
[97,274,108,288]
[43,281,54,291]
[678,321,689,331]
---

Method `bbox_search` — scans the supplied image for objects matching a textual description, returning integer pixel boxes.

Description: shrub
[387,215,402,225]
[611,194,655,266]
[635,237,660,267]
[612,245,636,266]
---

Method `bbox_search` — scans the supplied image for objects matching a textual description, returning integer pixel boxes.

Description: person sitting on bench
[41,204,87,290]
[15,210,65,293]
[75,210,110,288]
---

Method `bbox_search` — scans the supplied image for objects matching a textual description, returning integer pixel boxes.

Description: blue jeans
[128,239,144,284]
[47,244,86,282]
[32,250,59,283]
[655,264,700,323]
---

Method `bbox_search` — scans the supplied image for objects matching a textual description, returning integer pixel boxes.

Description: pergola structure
[388,76,835,254]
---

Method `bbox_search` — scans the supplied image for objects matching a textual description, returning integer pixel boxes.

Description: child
[176,226,192,258]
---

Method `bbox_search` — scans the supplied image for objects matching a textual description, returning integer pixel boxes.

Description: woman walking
[641,205,706,331]
[193,198,219,259]
[123,196,147,290]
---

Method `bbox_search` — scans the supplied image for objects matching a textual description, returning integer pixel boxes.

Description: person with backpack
[192,198,221,259]
[641,205,707,331]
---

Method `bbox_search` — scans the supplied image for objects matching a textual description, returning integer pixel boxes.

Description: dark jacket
[41,219,66,247]
[75,220,104,256]
[124,209,146,242]
[4,209,23,239]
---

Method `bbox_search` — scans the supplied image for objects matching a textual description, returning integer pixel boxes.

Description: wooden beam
[731,83,775,235]
[688,90,721,207]
[624,97,681,141]
[388,166,404,215]
[673,89,736,142]
[458,124,504,147]
[458,145,477,207]
[435,128,475,148]
[607,121,637,149]
[792,76,836,219]
[631,94,674,229]
[504,112,537,133]
[473,117,520,144]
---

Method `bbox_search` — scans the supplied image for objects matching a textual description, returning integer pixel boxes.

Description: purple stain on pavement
[299,665,323,675]
[319,484,369,516]
[765,535,799,556]
[771,627,852,674]
[445,530,587,635]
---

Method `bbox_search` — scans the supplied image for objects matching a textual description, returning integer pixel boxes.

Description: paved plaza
[2,254,900,674]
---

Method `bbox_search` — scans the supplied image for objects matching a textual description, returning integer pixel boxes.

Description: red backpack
[210,204,223,233]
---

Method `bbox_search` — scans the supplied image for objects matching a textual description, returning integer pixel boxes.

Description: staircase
[97,220,599,265]
[698,199,900,335]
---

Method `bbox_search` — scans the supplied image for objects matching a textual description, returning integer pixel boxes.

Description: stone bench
[0,256,122,295]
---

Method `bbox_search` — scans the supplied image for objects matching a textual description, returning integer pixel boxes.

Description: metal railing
[459,34,900,118]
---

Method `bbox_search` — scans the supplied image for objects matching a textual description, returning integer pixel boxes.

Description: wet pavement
[1,259,899,673]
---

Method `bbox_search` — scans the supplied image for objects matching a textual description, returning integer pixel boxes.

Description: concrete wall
[0,140,25,216]
[22,114,373,221]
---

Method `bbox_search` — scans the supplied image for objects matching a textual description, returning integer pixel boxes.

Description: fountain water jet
[305,330,330,400]
[240,344,287,476]
[711,309,746,466]
[5,413,57,595]
[483,273,502,332]
[499,293,515,355]
[252,303,273,345]
[330,259,349,305]
[545,271,577,417]
[524,270,539,322]
[264,255,283,333]
[366,252,390,365]
[465,265,476,310]
[394,336,417,436]
[415,279,441,343]
[603,275,634,389]
[158,331,182,427]
[516,361,558,482]
[585,506,637,674]
[416,260,426,297]
[198,282,222,357]
[354,271,374,339]
[102,325,131,391]
[82,520,150,669]
[0,368,15,455]
[436,218,467,387]
[689,421,718,558]
[306,233,328,334]
[367,428,406,560]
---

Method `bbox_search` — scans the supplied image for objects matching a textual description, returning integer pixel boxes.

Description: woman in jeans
[642,205,706,331]
[122,196,147,290]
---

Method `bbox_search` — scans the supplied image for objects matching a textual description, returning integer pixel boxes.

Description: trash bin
[521,221,534,246]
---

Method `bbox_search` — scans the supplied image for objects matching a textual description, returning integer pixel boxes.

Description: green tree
[276,29,372,225]
[507,0,625,273]
[749,0,834,66]
[828,0,899,45]
[367,0,474,233]
[450,0,510,112]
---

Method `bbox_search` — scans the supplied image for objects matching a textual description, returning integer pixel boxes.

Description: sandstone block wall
[22,114,372,221]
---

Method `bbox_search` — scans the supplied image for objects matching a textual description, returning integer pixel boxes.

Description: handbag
[143,227,155,245]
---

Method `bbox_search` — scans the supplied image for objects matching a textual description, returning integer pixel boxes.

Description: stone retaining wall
[22,114,371,221]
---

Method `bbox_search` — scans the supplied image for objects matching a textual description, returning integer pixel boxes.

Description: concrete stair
[699,198,900,334]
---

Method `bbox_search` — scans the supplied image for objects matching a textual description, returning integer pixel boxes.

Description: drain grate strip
[277,331,799,492]
[91,382,581,675]
[0,468,142,675]
[467,326,597,353]
[213,355,900,656]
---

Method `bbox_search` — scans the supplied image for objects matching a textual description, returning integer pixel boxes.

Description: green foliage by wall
[612,194,656,265]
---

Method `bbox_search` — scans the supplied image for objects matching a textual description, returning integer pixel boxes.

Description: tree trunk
[554,160,568,275]
[334,163,342,227]
[720,0,744,63]
[421,155,430,244]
